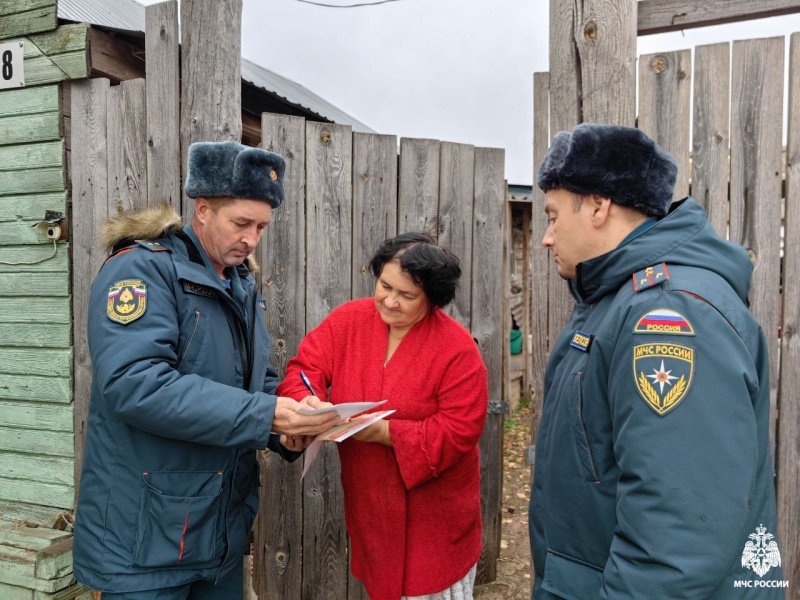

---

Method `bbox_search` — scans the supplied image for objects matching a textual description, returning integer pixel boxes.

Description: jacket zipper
[177,311,202,370]
[576,372,601,484]
[246,293,256,389]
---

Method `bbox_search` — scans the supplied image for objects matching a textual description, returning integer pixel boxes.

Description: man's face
[194,198,273,276]
[542,189,599,280]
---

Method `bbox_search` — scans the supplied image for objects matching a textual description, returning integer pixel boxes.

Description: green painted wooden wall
[0,2,87,510]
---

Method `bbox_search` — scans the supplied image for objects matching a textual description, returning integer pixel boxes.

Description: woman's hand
[351,418,392,446]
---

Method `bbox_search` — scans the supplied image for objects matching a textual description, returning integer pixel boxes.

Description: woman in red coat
[277,232,489,600]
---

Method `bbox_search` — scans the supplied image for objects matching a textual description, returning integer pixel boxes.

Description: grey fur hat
[536,123,678,218]
[184,141,286,207]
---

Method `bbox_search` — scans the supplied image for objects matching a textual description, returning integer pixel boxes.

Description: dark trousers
[100,560,244,600]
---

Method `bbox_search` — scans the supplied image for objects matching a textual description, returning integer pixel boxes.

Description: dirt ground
[474,403,534,600]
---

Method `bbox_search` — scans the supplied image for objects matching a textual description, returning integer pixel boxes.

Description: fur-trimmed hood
[100,204,260,274]
[101,204,183,252]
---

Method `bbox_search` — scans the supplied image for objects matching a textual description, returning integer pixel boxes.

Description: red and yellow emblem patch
[107,280,147,324]
[633,342,694,416]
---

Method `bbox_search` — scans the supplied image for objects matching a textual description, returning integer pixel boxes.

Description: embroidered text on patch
[182,281,216,298]
[570,330,594,352]
[632,263,670,292]
[107,280,147,324]
[633,342,694,416]
[634,308,695,335]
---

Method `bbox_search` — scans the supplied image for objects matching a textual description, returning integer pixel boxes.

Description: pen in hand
[300,371,318,398]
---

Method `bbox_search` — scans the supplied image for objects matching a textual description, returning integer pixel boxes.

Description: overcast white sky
[143,0,800,185]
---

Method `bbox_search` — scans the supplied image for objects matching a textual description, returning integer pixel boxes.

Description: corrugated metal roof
[58,0,374,133]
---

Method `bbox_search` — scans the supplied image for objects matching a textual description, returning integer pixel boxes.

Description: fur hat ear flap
[536,123,678,218]
[184,141,286,208]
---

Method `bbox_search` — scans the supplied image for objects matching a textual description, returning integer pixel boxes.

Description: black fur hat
[536,123,678,218]
[184,141,286,207]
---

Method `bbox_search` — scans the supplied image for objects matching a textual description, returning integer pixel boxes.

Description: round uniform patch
[107,280,147,324]
[633,342,694,416]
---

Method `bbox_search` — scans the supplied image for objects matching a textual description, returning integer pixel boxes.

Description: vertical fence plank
[544,0,577,363]
[70,78,110,502]
[145,0,180,208]
[303,121,353,600]
[519,206,532,405]
[351,137,396,600]
[179,0,243,216]
[638,50,692,202]
[438,142,475,328]
[531,73,550,462]
[576,0,637,126]
[730,36,784,453]
[692,42,731,236]
[778,31,800,600]
[472,147,505,584]
[352,132,398,301]
[107,79,147,214]
[548,2,581,132]
[254,113,306,600]
[348,130,397,600]
[398,138,440,238]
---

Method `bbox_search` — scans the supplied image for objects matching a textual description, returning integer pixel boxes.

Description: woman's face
[374,260,430,331]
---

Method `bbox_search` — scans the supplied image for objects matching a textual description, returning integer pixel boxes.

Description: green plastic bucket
[510,330,523,355]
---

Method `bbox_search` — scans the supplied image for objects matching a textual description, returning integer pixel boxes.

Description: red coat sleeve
[276,318,333,402]
[391,347,488,490]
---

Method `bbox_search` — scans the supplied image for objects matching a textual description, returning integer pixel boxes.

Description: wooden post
[351,133,398,301]
[255,114,307,600]
[729,37,784,454]
[71,78,111,503]
[638,50,692,202]
[438,142,475,329]
[398,139,440,238]
[349,131,398,600]
[530,72,550,466]
[302,121,353,600]
[777,30,800,600]
[145,0,181,208]
[179,0,243,217]
[473,147,506,584]
[107,79,147,214]
[691,42,731,236]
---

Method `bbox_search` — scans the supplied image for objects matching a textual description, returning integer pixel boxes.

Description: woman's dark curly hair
[368,232,462,308]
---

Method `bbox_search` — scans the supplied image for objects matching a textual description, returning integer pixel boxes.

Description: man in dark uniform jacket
[529,124,784,599]
[73,142,339,598]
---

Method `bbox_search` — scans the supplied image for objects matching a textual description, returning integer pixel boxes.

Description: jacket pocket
[542,549,604,600]
[177,311,208,373]
[132,470,223,569]
[572,372,601,483]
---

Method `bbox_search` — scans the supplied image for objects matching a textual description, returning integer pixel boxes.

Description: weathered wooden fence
[531,12,800,596]
[68,6,507,596]
[252,115,506,598]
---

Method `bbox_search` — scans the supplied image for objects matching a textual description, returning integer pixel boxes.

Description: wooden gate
[531,3,800,595]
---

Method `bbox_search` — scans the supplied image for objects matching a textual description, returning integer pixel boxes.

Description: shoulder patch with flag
[634,308,694,335]
[633,342,694,416]
[107,280,147,324]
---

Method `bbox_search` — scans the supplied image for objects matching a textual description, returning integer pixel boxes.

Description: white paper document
[295,399,388,419]
[301,409,395,479]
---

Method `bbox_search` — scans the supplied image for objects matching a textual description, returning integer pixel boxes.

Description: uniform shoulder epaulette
[105,239,169,264]
[133,240,169,252]
[632,262,670,293]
